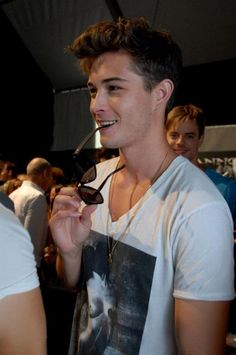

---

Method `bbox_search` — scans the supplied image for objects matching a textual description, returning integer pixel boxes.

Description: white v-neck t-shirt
[69,155,235,355]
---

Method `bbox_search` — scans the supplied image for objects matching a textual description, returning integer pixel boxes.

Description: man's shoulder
[165,157,228,206]
[9,184,46,207]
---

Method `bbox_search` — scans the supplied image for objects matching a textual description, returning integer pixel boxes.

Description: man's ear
[153,79,174,109]
[42,169,49,179]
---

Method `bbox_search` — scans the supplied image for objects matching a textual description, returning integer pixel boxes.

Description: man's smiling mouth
[97,120,117,128]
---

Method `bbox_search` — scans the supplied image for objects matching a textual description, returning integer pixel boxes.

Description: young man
[166,103,236,222]
[50,18,235,355]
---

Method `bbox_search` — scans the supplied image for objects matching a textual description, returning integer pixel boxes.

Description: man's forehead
[89,50,132,75]
[170,119,199,133]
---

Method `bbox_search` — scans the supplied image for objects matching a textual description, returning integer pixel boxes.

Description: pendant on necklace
[108,252,112,264]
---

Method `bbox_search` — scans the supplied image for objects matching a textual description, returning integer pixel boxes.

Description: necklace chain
[107,151,169,263]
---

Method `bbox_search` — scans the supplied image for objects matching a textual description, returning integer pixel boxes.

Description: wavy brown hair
[68,17,182,111]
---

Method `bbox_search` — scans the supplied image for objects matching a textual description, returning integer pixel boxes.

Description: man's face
[0,163,13,182]
[87,51,160,151]
[166,119,203,164]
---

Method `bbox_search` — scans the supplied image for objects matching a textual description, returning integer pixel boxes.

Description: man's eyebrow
[169,130,196,135]
[87,77,127,87]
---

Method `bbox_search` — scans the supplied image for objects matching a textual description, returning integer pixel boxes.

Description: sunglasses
[73,126,125,205]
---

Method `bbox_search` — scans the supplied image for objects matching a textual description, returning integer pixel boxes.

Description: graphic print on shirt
[77,230,156,355]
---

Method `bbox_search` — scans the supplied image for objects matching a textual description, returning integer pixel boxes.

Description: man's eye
[108,85,121,92]
[170,134,178,139]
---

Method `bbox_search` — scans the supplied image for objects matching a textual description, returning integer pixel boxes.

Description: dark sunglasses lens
[78,186,104,205]
[80,165,96,184]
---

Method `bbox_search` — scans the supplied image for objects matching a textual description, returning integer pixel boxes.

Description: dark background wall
[175,58,236,126]
[0,8,235,176]
[0,9,54,165]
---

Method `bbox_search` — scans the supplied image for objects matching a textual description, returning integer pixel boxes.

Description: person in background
[51,166,66,185]
[17,173,28,183]
[0,156,17,211]
[46,166,67,209]
[50,17,235,355]
[165,103,236,223]
[9,157,52,274]
[2,177,22,195]
[0,202,47,354]
[0,159,17,189]
[166,103,236,350]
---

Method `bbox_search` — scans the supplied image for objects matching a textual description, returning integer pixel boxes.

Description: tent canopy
[2,0,236,91]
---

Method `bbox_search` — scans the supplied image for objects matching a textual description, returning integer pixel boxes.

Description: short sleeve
[173,202,235,301]
[0,205,39,300]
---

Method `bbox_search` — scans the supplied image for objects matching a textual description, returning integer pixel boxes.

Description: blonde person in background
[166,103,236,349]
[0,202,46,354]
[165,103,236,223]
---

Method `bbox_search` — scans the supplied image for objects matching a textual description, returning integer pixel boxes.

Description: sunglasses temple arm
[73,126,101,156]
[97,164,125,192]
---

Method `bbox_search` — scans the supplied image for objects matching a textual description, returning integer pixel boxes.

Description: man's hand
[50,186,96,255]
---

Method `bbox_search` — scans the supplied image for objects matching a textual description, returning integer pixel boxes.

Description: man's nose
[176,135,185,145]
[90,92,107,115]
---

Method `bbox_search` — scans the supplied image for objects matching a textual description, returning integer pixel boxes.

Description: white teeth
[98,121,116,127]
